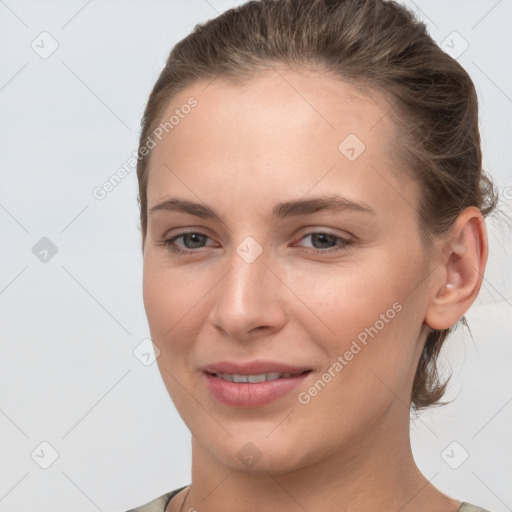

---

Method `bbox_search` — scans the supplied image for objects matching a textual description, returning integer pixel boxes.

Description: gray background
[0,1,511,511]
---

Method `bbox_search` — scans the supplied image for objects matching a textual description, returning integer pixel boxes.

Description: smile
[212,371,300,382]
[203,370,312,408]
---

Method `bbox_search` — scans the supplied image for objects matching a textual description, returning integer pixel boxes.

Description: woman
[127,0,498,510]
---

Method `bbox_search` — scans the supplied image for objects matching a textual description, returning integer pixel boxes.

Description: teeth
[216,372,294,382]
[248,374,267,383]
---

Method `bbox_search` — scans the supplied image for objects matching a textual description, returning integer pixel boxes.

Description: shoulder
[458,503,493,512]
[124,486,188,512]
[125,493,492,512]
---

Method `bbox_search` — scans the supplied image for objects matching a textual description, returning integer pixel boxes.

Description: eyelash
[156,230,353,255]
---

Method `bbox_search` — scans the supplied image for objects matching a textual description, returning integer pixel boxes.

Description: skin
[141,68,487,512]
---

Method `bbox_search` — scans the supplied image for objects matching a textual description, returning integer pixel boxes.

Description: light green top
[125,486,493,512]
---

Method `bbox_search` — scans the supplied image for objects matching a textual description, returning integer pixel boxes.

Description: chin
[203,428,316,475]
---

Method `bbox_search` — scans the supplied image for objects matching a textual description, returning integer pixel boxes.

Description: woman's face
[142,69,436,473]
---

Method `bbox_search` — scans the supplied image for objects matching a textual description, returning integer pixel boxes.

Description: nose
[208,241,287,341]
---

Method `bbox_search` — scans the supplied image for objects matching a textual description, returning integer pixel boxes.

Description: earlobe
[424,207,488,331]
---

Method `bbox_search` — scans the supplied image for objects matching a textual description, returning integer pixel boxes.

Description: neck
[176,400,460,512]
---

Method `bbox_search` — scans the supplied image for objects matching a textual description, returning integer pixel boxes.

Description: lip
[201,360,312,375]
[201,360,313,408]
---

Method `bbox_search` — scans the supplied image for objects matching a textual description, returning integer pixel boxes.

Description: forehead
[146,68,405,204]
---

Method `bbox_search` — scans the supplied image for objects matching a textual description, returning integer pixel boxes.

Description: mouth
[206,370,310,383]
[201,364,313,408]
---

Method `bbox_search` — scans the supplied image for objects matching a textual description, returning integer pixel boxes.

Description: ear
[424,206,488,330]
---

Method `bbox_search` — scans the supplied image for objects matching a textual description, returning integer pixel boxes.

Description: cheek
[288,267,422,452]
[143,265,172,340]
[291,258,412,343]
[290,249,425,391]
[142,257,194,354]
[142,255,218,378]
[142,259,200,414]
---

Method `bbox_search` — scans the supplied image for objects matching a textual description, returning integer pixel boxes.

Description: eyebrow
[148,195,375,220]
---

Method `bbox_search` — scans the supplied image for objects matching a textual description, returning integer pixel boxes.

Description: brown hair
[135,0,498,411]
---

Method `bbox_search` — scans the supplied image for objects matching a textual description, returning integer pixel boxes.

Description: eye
[156,229,353,256]
[156,231,215,254]
[295,231,353,254]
